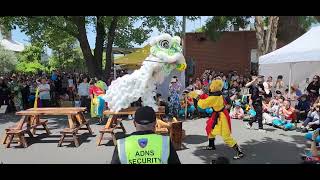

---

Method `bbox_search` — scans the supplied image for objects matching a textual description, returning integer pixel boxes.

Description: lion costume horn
[209,79,223,92]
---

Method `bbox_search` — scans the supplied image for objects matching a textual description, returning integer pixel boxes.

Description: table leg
[2,133,9,144]
[68,115,75,129]
[5,135,14,148]
[77,113,86,124]
[119,121,126,133]
[72,115,79,128]
[26,130,34,138]
[16,116,27,130]
[32,115,39,135]
[105,115,117,129]
[75,113,93,134]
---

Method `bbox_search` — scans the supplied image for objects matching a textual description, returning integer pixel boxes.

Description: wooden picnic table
[2,107,92,148]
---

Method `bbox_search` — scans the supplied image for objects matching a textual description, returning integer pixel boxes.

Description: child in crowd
[262,95,282,125]
[272,100,296,131]
[295,94,310,122]
[303,129,320,162]
[300,104,320,133]
[178,90,196,119]
[230,101,244,120]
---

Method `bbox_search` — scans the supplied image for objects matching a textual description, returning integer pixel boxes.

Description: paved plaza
[0,113,308,164]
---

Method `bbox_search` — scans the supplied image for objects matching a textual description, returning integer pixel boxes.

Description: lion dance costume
[198,79,244,159]
[90,80,107,119]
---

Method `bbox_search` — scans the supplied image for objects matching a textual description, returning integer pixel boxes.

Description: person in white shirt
[78,77,90,112]
[263,76,273,97]
[38,77,51,107]
[274,75,285,95]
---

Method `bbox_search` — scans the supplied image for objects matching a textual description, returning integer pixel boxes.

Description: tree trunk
[255,16,279,56]
[264,16,273,54]
[315,16,320,22]
[277,16,305,44]
[270,16,279,52]
[104,16,119,80]
[93,16,106,79]
[254,16,265,57]
[71,16,97,77]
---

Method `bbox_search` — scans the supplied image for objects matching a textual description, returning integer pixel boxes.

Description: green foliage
[204,16,252,41]
[1,16,199,76]
[195,27,205,32]
[17,45,42,62]
[49,47,85,71]
[0,45,18,73]
[298,16,318,30]
[15,61,45,73]
[0,16,192,50]
[14,44,46,73]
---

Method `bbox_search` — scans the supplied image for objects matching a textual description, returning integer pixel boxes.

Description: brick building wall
[184,31,258,78]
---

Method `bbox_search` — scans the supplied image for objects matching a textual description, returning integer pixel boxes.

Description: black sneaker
[233,151,244,160]
[301,128,308,133]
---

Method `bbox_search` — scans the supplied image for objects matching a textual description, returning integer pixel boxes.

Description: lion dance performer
[90,80,107,123]
[198,79,244,159]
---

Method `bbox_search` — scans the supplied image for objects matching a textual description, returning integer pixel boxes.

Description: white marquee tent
[0,39,25,52]
[259,26,320,93]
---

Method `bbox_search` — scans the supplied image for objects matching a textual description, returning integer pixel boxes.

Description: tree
[277,16,318,44]
[0,45,17,73]
[49,47,85,71]
[0,16,197,80]
[203,16,251,41]
[15,61,45,74]
[15,44,45,74]
[17,45,42,62]
[254,16,279,57]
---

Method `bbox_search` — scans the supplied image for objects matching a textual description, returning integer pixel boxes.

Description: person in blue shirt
[51,70,58,81]
[295,94,311,123]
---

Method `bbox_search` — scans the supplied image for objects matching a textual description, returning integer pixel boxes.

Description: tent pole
[114,65,116,80]
[288,63,292,96]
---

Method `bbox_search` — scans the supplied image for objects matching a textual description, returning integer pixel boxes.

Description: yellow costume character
[198,79,244,159]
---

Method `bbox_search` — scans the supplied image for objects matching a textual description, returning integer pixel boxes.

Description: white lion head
[149,33,186,71]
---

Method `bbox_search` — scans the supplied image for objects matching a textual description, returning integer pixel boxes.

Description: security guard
[111,106,181,164]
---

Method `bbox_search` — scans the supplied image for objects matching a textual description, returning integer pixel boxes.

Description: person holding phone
[245,75,266,132]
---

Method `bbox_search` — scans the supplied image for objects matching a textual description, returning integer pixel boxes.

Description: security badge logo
[138,138,148,148]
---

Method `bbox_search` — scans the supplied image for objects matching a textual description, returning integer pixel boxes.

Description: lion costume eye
[159,39,170,49]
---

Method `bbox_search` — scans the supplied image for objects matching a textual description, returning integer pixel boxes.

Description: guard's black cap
[134,106,156,125]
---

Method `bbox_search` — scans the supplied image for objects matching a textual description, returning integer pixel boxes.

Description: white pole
[288,63,292,96]
[114,65,116,80]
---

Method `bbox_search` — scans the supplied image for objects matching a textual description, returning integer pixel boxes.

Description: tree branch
[28,16,79,38]
[104,16,119,77]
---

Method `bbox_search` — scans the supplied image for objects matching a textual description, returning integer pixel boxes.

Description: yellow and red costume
[198,79,243,159]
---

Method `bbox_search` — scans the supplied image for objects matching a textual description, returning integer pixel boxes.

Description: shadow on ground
[0,113,21,125]
[192,135,307,164]
[23,132,96,148]
[183,135,208,145]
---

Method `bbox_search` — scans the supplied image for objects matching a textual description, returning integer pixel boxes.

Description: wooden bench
[58,128,80,147]
[4,129,28,148]
[58,119,93,147]
[2,123,34,146]
[170,121,183,150]
[97,107,166,146]
[97,127,117,146]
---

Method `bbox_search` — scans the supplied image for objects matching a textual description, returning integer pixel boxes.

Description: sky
[11,16,210,54]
